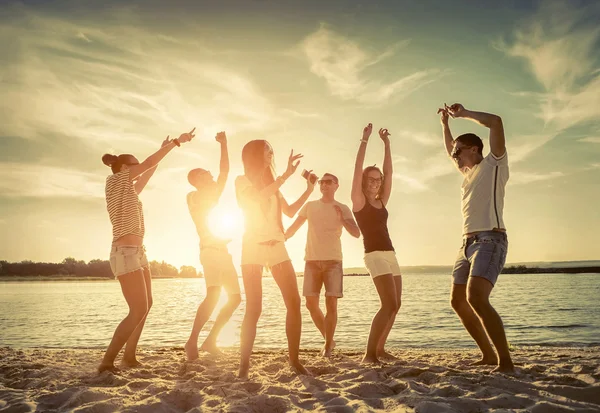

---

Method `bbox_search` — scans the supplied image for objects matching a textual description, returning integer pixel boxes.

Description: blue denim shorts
[303,260,343,298]
[452,231,508,286]
[109,245,149,278]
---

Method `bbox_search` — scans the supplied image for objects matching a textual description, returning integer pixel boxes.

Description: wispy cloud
[0,163,105,198]
[397,130,438,147]
[0,6,307,152]
[300,25,441,105]
[579,137,600,143]
[393,151,455,193]
[497,1,600,150]
[509,170,564,185]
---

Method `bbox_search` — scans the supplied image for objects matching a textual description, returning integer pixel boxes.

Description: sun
[207,207,244,240]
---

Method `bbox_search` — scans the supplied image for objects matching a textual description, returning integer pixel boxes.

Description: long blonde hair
[241,140,283,232]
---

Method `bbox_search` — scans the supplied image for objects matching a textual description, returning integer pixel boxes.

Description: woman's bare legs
[362,274,399,364]
[376,275,402,359]
[98,269,150,373]
[238,265,263,379]
[272,260,309,375]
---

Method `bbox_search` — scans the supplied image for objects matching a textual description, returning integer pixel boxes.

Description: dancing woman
[351,123,402,364]
[98,128,195,373]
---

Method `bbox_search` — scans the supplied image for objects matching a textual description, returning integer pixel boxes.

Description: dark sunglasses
[318,179,337,185]
[452,145,472,159]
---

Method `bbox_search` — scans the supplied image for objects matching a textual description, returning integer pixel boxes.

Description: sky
[0,0,599,271]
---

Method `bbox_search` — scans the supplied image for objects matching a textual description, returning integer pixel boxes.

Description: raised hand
[284,149,303,178]
[378,128,391,142]
[437,107,450,125]
[306,170,317,191]
[362,123,373,141]
[215,131,227,144]
[161,135,172,147]
[178,127,196,143]
[446,103,466,119]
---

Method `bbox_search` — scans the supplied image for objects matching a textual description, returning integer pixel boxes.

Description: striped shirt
[105,169,145,242]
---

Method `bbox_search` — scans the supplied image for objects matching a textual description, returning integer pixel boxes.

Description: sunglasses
[366,177,382,184]
[452,146,472,159]
[318,179,337,185]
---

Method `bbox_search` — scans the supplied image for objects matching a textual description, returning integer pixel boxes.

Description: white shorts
[241,240,290,268]
[364,250,402,278]
[200,247,241,295]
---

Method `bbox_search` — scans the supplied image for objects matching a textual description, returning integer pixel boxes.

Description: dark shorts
[452,231,508,286]
[303,260,343,298]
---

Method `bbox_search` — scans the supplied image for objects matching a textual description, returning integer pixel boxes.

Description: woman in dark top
[351,123,402,364]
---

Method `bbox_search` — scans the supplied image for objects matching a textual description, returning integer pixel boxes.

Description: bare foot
[491,362,516,374]
[97,363,120,374]
[289,360,311,376]
[238,361,250,379]
[361,354,382,364]
[320,340,336,357]
[185,341,199,361]
[121,358,142,368]
[377,350,398,361]
[200,341,224,356]
[470,356,498,366]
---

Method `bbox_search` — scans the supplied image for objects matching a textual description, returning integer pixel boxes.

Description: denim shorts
[452,231,508,286]
[303,260,343,298]
[109,245,149,278]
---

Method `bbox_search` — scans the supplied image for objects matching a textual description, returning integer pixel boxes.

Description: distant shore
[1,266,599,281]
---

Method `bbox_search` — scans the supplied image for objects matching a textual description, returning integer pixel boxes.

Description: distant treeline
[0,260,598,279]
[344,265,600,276]
[0,258,200,279]
[501,265,600,274]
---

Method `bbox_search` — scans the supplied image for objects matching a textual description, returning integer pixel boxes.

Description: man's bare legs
[376,275,401,360]
[305,296,338,357]
[272,261,309,375]
[323,296,338,357]
[200,293,241,355]
[467,277,514,373]
[363,274,399,364]
[98,269,150,373]
[238,265,263,379]
[184,286,221,361]
[450,281,498,366]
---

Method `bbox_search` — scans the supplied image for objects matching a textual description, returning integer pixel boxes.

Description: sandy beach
[1,347,599,412]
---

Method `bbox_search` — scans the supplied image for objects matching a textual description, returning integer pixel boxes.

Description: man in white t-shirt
[438,103,514,373]
[285,173,360,357]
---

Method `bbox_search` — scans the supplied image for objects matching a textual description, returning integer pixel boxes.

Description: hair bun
[102,154,117,167]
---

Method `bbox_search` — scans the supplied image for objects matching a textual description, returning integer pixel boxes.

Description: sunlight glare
[207,207,244,240]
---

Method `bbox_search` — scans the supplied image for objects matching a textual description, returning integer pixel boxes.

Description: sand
[1,346,599,412]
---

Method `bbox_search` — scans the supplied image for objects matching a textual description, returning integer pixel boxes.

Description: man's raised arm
[447,103,505,158]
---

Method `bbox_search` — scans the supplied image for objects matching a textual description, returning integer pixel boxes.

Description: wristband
[173,138,181,147]
[360,139,368,144]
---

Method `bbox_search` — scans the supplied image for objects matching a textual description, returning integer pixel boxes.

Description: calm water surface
[1,273,599,349]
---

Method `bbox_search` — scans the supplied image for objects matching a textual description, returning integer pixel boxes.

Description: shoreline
[1,346,599,412]
[2,271,600,282]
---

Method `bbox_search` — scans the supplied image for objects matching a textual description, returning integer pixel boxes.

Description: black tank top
[353,200,394,253]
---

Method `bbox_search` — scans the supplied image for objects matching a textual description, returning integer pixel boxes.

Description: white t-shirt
[461,152,509,235]
[299,199,353,261]
[187,191,221,248]
[235,175,285,243]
